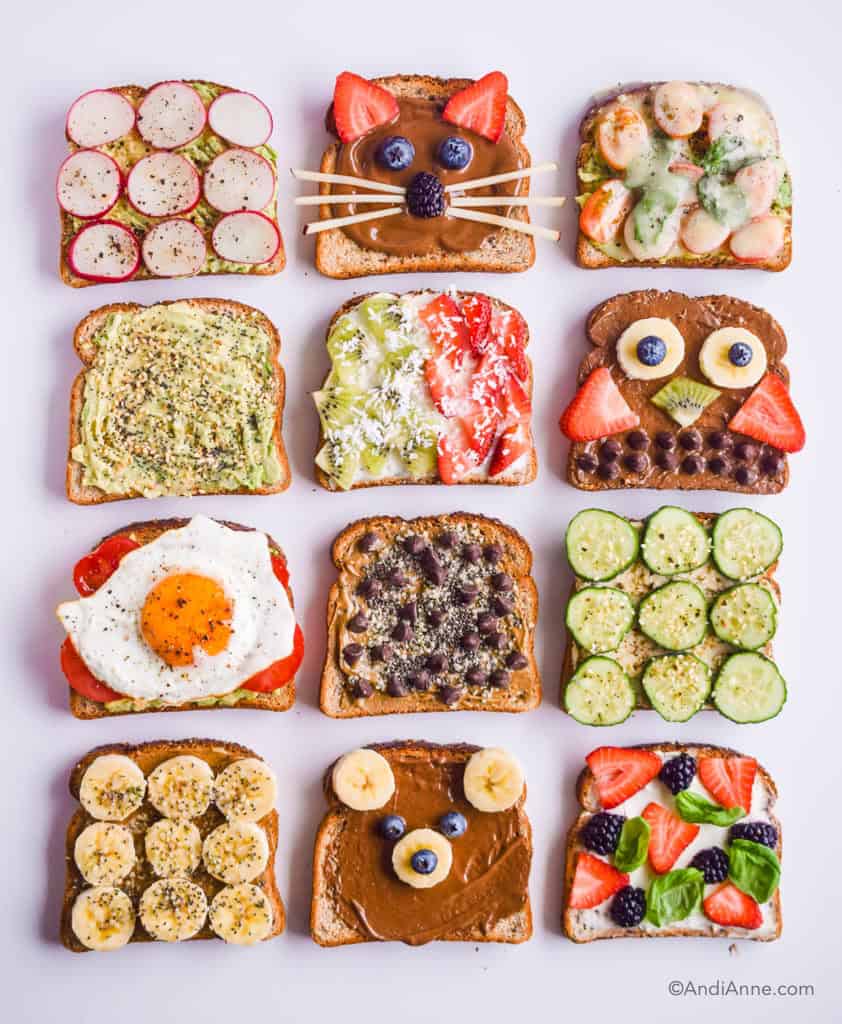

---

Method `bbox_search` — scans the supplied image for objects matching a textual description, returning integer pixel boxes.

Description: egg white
[57,516,295,703]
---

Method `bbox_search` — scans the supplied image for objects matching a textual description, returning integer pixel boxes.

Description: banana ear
[332,748,396,810]
[332,72,399,142]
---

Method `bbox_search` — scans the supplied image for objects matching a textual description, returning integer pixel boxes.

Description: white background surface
[3,1,840,1020]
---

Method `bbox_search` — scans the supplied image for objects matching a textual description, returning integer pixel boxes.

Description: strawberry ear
[442,71,508,143]
[332,72,399,142]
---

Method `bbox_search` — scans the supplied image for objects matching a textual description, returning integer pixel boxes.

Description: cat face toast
[311,742,532,946]
[560,290,805,493]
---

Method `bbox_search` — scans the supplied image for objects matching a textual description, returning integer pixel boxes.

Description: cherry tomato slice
[271,553,290,590]
[60,638,122,702]
[73,535,140,596]
[579,179,633,244]
[241,625,304,693]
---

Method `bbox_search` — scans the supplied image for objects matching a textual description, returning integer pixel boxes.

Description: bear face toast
[559,291,805,493]
[311,742,532,946]
[294,72,564,278]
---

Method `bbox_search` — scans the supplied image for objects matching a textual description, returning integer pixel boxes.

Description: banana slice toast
[563,743,782,942]
[61,739,285,952]
[311,742,532,946]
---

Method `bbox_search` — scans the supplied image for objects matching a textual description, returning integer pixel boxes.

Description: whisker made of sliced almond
[450,195,566,208]
[444,161,558,194]
[447,207,560,242]
[304,207,403,235]
[291,168,405,195]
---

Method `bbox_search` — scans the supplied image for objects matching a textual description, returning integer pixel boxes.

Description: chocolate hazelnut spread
[322,744,531,945]
[331,98,525,256]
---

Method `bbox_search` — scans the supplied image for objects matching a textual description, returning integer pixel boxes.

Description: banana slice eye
[699,327,768,389]
[392,828,453,889]
[79,754,146,822]
[616,317,686,381]
[332,748,396,811]
[147,755,214,821]
[463,748,525,813]
[74,822,136,886]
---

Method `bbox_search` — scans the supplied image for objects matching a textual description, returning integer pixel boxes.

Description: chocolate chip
[484,631,505,650]
[391,620,413,643]
[488,668,510,689]
[426,652,448,674]
[599,439,622,463]
[407,669,431,691]
[353,679,373,699]
[626,430,650,451]
[708,456,730,476]
[387,569,407,589]
[427,607,445,627]
[437,531,456,549]
[576,455,598,476]
[679,429,703,451]
[735,442,758,462]
[760,451,784,476]
[492,594,514,616]
[347,612,369,633]
[461,631,480,651]
[655,431,676,451]
[398,601,417,623]
[483,544,503,565]
[357,531,379,553]
[656,451,678,471]
[506,651,528,670]
[342,643,363,666]
[735,466,758,487]
[465,667,487,687]
[623,452,649,474]
[357,577,381,600]
[420,549,446,585]
[403,534,426,555]
[462,543,482,563]
[707,431,733,451]
[681,455,706,475]
[457,582,480,606]
[386,676,407,697]
[491,572,513,593]
[477,611,497,635]
[597,462,620,481]
[439,685,462,705]
[370,643,393,663]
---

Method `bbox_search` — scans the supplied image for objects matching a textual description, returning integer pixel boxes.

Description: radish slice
[211,211,280,264]
[67,221,140,282]
[127,151,200,217]
[136,81,206,150]
[56,150,122,219]
[735,159,780,218]
[623,204,680,261]
[203,148,275,212]
[142,219,206,277]
[729,215,785,263]
[653,81,703,138]
[66,89,135,147]
[208,91,273,147]
[681,206,731,254]
[707,98,777,151]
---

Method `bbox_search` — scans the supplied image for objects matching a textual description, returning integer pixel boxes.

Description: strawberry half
[729,373,805,453]
[559,367,639,442]
[586,747,661,810]
[437,422,475,484]
[703,882,763,930]
[698,757,757,812]
[642,802,700,874]
[489,422,530,477]
[568,853,629,909]
[461,293,492,354]
[332,72,399,143]
[442,71,509,143]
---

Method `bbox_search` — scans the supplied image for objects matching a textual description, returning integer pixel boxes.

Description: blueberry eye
[728,342,753,367]
[438,811,467,838]
[637,335,667,367]
[410,849,438,875]
[378,814,406,840]
[376,136,415,171]
[437,135,473,170]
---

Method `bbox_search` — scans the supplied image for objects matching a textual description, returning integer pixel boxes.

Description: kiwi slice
[313,385,358,433]
[651,376,721,427]
[327,315,379,388]
[358,294,404,343]
[316,439,361,491]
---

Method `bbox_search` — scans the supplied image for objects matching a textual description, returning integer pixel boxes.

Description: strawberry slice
[489,421,530,477]
[698,757,757,812]
[425,352,460,417]
[559,367,639,442]
[332,72,399,143]
[492,307,529,381]
[703,882,763,930]
[437,421,475,484]
[729,373,805,453]
[501,373,532,420]
[642,802,700,874]
[419,294,472,362]
[568,852,629,909]
[461,403,498,464]
[586,747,661,810]
[461,293,492,354]
[442,71,509,143]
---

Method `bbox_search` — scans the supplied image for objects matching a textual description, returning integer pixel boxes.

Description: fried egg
[57,516,295,703]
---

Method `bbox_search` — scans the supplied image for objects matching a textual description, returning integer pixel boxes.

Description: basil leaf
[728,839,781,903]
[675,791,746,827]
[645,868,705,927]
[614,817,650,872]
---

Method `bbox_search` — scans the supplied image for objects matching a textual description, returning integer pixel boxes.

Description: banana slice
[392,828,453,889]
[699,327,768,389]
[79,754,146,822]
[214,758,277,823]
[616,317,686,381]
[463,748,525,813]
[209,883,274,945]
[139,878,208,942]
[202,822,269,884]
[71,886,135,951]
[145,819,202,878]
[74,822,136,886]
[147,755,213,821]
[332,748,395,811]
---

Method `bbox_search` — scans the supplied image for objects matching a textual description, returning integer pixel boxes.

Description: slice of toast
[564,290,796,493]
[575,82,792,271]
[65,518,297,718]
[60,80,285,287]
[66,297,290,504]
[315,290,537,491]
[61,739,285,951]
[563,742,782,942]
[320,513,540,717]
[311,741,532,946]
[314,75,536,278]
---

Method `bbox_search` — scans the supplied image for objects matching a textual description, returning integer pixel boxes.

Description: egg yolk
[140,574,233,667]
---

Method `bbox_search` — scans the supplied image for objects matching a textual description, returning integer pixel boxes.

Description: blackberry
[690,846,730,883]
[609,886,646,927]
[659,753,696,794]
[406,172,445,218]
[729,821,778,849]
[581,812,625,855]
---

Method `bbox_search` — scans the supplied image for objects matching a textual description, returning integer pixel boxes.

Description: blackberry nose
[406,172,446,218]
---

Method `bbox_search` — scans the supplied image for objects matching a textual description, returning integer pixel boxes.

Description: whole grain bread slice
[66,518,297,718]
[61,738,285,951]
[314,75,536,278]
[66,297,290,504]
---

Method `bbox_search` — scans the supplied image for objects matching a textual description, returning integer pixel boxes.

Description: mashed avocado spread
[73,302,282,497]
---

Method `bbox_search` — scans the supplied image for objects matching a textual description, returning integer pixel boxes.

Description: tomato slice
[241,625,304,693]
[271,552,290,590]
[60,638,122,702]
[579,179,633,244]
[73,535,140,595]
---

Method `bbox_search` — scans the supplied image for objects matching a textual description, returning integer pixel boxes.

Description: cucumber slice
[638,581,708,651]
[565,510,639,582]
[565,656,635,726]
[641,506,710,576]
[713,652,787,723]
[566,587,635,653]
[642,654,711,722]
[710,584,777,650]
[712,509,783,581]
